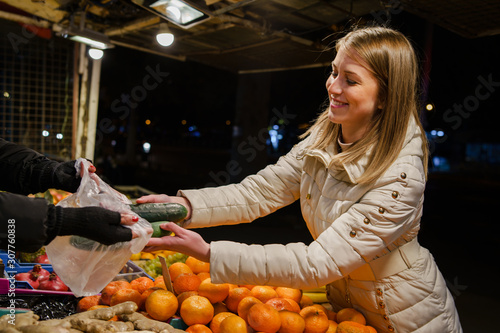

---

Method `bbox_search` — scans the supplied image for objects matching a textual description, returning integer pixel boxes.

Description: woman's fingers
[136,194,172,204]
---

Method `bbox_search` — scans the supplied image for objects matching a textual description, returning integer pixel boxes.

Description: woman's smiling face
[326,47,382,143]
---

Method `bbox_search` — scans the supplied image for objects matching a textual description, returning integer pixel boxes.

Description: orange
[336,321,370,333]
[140,287,165,310]
[197,278,230,304]
[275,287,302,304]
[210,312,237,333]
[145,289,178,321]
[226,287,252,313]
[180,295,214,326]
[169,262,194,281]
[299,294,314,309]
[173,273,202,295]
[300,305,330,333]
[198,272,211,281]
[100,280,131,305]
[282,298,301,313]
[237,296,263,323]
[154,275,165,286]
[326,320,338,333]
[247,303,281,333]
[177,291,199,310]
[110,288,142,308]
[278,310,306,333]
[219,315,251,333]
[77,295,101,312]
[336,308,366,325]
[213,302,229,315]
[185,256,211,274]
[367,326,377,333]
[266,298,298,313]
[185,324,213,333]
[239,284,255,290]
[130,276,155,294]
[251,285,279,303]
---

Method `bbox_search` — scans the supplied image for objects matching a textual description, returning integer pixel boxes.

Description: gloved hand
[49,160,81,193]
[54,206,133,245]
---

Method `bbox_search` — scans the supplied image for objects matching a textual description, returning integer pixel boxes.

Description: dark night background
[91,11,500,331]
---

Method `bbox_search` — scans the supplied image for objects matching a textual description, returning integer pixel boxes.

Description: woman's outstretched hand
[136,194,192,220]
[143,222,210,262]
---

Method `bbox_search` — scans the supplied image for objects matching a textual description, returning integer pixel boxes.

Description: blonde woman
[139,26,462,332]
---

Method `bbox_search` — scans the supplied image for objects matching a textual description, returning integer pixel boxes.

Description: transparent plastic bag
[45,158,152,297]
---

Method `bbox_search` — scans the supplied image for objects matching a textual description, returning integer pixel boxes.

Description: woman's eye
[331,71,338,78]
[347,79,358,85]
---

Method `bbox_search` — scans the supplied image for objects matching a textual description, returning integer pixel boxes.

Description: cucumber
[150,221,176,237]
[129,203,188,222]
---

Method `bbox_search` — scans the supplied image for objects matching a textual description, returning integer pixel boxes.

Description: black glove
[51,206,133,245]
[42,160,81,193]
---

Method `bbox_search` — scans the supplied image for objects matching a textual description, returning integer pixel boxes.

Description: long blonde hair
[301,26,428,184]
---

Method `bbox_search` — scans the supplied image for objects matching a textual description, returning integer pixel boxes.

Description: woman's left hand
[143,222,210,262]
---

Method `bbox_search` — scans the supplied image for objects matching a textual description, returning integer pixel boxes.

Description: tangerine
[336,321,370,333]
[299,294,314,309]
[326,320,338,333]
[180,295,214,326]
[275,287,302,304]
[247,303,281,333]
[210,312,237,333]
[198,272,211,281]
[76,295,101,312]
[213,302,229,315]
[336,308,366,325]
[100,280,131,305]
[130,276,155,294]
[198,278,230,304]
[185,324,213,333]
[237,296,263,323]
[300,305,330,333]
[226,287,252,313]
[145,289,178,321]
[219,315,251,333]
[110,288,142,308]
[169,262,194,281]
[251,285,279,303]
[173,273,202,295]
[278,310,306,333]
[366,326,377,333]
[140,287,165,310]
[185,256,211,274]
[177,291,199,311]
[266,298,298,313]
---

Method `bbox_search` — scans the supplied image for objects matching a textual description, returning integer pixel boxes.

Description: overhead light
[156,23,174,46]
[132,0,211,29]
[88,48,104,60]
[55,24,114,49]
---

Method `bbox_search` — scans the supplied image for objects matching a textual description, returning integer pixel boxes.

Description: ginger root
[119,312,183,333]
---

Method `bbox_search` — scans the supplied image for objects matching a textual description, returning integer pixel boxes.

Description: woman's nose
[326,76,341,95]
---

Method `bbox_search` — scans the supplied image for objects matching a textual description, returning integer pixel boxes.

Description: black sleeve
[0,192,54,253]
[0,138,80,195]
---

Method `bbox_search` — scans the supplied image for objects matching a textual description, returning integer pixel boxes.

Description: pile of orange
[76,256,380,333]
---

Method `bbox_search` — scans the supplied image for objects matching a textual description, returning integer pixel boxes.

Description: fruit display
[58,256,378,333]
[132,251,189,279]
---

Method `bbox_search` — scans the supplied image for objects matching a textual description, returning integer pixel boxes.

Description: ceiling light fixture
[54,20,114,50]
[132,0,211,29]
[156,23,174,46]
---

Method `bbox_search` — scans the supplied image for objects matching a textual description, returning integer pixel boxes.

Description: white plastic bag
[45,158,152,297]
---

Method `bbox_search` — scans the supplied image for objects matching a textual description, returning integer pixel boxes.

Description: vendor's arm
[0,192,138,252]
[0,138,85,194]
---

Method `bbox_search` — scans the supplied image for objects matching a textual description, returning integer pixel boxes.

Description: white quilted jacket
[178,118,462,333]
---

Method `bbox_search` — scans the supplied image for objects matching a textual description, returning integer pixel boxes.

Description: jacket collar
[302,116,422,184]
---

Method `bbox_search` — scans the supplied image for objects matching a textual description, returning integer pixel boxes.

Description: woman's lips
[330,99,348,108]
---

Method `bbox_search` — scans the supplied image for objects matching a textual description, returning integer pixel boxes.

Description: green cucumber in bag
[129,203,188,222]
